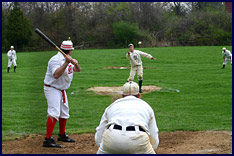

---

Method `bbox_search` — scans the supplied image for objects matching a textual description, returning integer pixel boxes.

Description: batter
[42,40,81,148]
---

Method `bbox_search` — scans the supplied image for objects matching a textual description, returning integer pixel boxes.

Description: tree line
[2,2,232,52]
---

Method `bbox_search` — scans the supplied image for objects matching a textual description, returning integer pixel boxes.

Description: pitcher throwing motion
[126,44,156,93]
[42,40,81,148]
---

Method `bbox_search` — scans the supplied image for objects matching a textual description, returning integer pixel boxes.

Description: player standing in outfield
[126,44,156,93]
[95,81,159,154]
[7,46,17,73]
[222,47,232,69]
[42,40,81,148]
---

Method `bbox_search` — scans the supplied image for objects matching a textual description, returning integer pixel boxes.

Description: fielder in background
[42,40,81,148]
[95,81,159,154]
[222,47,232,69]
[7,46,17,73]
[126,43,156,93]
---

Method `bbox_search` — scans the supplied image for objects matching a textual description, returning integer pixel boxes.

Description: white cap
[128,43,134,47]
[223,47,226,51]
[122,81,139,96]
[60,40,74,50]
[10,46,14,49]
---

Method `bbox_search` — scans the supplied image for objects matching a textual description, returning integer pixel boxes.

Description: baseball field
[2,46,232,154]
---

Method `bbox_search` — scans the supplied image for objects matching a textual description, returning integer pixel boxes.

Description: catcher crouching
[95,81,159,154]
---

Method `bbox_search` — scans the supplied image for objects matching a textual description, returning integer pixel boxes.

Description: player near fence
[126,43,156,93]
[222,47,232,69]
[42,40,81,148]
[95,81,159,154]
[7,46,17,73]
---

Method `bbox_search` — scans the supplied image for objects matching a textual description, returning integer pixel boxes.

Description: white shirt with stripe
[95,96,159,149]
[44,52,74,90]
[126,50,153,66]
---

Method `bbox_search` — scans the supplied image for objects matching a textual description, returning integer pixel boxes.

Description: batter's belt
[44,84,66,104]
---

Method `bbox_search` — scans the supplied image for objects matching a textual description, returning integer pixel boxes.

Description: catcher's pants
[97,125,155,154]
[128,65,143,81]
[223,58,232,65]
[8,59,17,67]
[44,85,70,121]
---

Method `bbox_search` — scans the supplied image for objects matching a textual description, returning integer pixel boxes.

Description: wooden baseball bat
[35,28,67,57]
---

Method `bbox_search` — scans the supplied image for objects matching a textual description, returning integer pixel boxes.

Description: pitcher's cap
[10,46,14,49]
[128,43,134,47]
[122,81,139,95]
[223,47,226,51]
[60,40,74,50]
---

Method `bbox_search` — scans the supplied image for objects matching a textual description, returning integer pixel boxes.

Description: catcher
[126,43,156,93]
[95,81,159,154]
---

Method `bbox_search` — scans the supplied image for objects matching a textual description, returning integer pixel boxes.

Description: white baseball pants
[128,65,143,81]
[223,58,232,65]
[8,59,17,67]
[44,86,70,121]
[97,125,155,154]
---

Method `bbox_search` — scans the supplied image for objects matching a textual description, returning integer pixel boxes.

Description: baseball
[138,41,142,45]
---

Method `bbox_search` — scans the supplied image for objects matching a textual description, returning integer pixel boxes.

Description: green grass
[2,46,232,141]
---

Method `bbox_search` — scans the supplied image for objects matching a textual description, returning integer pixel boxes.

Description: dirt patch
[87,86,161,95]
[2,131,232,154]
[103,66,155,69]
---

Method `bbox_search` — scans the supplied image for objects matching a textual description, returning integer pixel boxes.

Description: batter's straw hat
[122,81,139,96]
[60,40,74,50]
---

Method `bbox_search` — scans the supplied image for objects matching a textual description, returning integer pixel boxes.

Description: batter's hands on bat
[65,55,73,63]
[71,59,78,65]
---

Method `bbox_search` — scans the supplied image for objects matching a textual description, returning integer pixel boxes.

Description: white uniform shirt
[44,52,74,90]
[126,50,152,66]
[7,50,17,60]
[222,50,232,59]
[95,96,159,149]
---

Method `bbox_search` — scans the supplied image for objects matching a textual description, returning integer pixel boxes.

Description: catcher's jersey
[95,96,159,149]
[222,50,232,59]
[7,50,17,60]
[126,50,152,66]
[44,52,74,90]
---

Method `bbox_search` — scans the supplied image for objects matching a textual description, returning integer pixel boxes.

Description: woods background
[2,2,232,52]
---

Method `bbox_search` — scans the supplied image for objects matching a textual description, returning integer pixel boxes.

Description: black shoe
[58,133,75,142]
[138,80,143,93]
[43,136,62,148]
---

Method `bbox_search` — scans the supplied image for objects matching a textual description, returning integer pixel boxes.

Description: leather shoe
[58,133,75,142]
[43,136,62,148]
